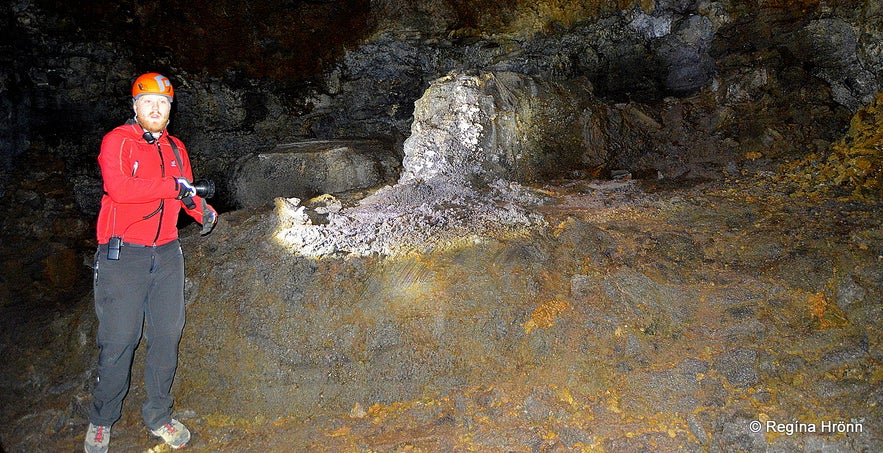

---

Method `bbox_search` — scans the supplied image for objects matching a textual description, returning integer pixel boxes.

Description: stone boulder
[792,18,879,110]
[400,71,607,186]
[230,139,400,207]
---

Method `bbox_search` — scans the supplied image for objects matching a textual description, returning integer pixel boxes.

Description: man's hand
[200,199,218,236]
[176,178,197,199]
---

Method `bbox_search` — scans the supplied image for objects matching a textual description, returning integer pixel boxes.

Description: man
[84,72,217,452]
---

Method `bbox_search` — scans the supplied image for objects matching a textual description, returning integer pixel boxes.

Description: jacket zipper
[152,141,165,246]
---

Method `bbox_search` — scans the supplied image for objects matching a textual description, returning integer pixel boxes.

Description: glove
[175,178,197,200]
[200,199,218,236]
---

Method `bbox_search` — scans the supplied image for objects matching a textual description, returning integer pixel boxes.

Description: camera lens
[193,179,215,199]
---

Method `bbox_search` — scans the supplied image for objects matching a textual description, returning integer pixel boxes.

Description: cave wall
[3,1,881,193]
[1,0,882,308]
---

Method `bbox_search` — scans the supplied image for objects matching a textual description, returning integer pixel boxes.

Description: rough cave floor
[8,172,883,452]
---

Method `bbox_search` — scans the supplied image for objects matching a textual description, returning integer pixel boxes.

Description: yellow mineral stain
[524,298,572,334]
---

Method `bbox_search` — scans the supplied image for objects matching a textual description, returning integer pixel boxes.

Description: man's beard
[136,115,168,133]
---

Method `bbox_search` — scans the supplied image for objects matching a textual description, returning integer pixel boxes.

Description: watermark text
[748,419,865,436]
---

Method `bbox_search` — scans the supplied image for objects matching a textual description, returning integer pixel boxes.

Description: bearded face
[133,94,172,133]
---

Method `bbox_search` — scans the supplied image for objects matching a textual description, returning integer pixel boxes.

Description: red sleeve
[99,131,180,203]
[170,137,211,223]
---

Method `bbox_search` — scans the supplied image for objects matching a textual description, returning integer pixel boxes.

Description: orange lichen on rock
[523,298,572,334]
[807,291,848,330]
[787,92,883,201]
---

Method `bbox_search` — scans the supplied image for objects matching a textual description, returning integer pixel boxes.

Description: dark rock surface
[1,0,882,451]
[4,1,881,200]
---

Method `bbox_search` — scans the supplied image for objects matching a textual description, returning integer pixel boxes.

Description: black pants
[89,239,185,430]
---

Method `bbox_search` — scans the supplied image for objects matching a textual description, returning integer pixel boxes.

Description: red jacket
[96,122,208,246]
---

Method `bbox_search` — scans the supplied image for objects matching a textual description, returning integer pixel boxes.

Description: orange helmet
[132,72,174,101]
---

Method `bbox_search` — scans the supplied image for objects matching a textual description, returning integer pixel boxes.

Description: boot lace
[92,425,106,443]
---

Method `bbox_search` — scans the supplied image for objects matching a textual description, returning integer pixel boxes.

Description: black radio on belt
[108,236,122,260]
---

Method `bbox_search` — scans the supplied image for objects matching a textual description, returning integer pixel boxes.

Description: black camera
[192,179,215,199]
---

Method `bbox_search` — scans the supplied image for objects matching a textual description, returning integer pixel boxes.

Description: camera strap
[168,135,199,210]
[166,135,186,178]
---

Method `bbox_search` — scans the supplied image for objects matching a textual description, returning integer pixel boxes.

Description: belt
[101,239,178,248]
[123,240,180,249]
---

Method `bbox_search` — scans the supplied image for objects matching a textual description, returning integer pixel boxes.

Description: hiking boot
[84,423,111,453]
[150,418,191,449]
